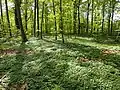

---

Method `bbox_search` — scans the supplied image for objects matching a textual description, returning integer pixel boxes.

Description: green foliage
[1,38,120,90]
[1,0,120,89]
[1,0,120,39]
[64,61,120,90]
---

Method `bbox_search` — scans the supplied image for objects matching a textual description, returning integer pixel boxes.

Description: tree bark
[37,0,40,37]
[33,0,37,37]
[5,0,12,37]
[52,0,57,40]
[0,0,5,36]
[102,3,105,33]
[45,3,48,34]
[25,0,28,31]
[111,0,116,35]
[60,0,64,43]
[73,0,77,35]
[108,1,112,35]
[86,0,90,35]
[91,0,94,34]
[78,0,81,35]
[14,0,28,42]
[40,2,45,39]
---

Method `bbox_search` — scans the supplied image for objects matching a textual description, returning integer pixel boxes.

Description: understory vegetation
[0,37,120,90]
[1,0,120,89]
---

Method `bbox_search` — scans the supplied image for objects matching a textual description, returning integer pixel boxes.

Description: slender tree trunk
[67,13,69,38]
[15,7,20,29]
[69,11,72,36]
[14,0,28,42]
[0,0,5,36]
[52,0,57,40]
[5,0,12,37]
[0,0,2,21]
[86,0,90,35]
[33,0,37,37]
[73,0,77,35]
[78,0,80,35]
[37,0,40,37]
[91,0,94,34]
[108,1,112,35]
[41,2,45,39]
[45,3,48,34]
[31,9,33,36]
[60,0,64,43]
[0,0,1,37]
[111,1,115,35]
[94,12,96,31]
[25,0,28,31]
[102,3,105,33]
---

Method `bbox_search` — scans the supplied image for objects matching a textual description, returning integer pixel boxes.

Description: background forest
[0,0,120,90]
[1,0,120,42]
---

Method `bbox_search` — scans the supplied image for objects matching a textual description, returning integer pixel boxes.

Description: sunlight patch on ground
[69,37,120,51]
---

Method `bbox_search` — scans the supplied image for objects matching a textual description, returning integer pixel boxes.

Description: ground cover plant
[1,0,120,89]
[0,37,120,90]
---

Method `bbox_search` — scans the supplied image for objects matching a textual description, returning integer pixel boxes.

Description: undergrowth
[0,37,120,90]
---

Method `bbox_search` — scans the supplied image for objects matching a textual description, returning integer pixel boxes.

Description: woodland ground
[0,36,120,90]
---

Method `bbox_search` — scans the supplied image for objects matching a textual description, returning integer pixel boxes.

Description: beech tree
[0,0,4,36]
[40,1,45,39]
[60,0,64,43]
[33,0,37,37]
[0,0,120,42]
[14,0,28,42]
[52,0,57,40]
[86,0,90,35]
[25,0,28,31]
[5,0,12,37]
[37,0,40,37]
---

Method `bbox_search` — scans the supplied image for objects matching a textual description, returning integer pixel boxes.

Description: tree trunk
[45,3,48,34]
[60,0,64,43]
[111,0,115,35]
[0,0,5,36]
[14,0,28,42]
[33,0,37,37]
[73,0,77,35]
[108,1,112,35]
[91,0,94,34]
[78,0,81,35]
[86,0,90,35]
[41,2,45,39]
[52,0,57,40]
[5,0,12,37]
[102,3,105,33]
[25,0,28,31]
[0,0,2,21]
[0,0,1,37]
[37,0,40,37]
[94,12,96,31]
[31,9,33,36]
[15,8,20,29]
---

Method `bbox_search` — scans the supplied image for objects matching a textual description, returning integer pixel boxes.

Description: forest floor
[0,37,120,90]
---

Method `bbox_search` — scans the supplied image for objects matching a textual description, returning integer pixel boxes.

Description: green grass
[0,37,120,90]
